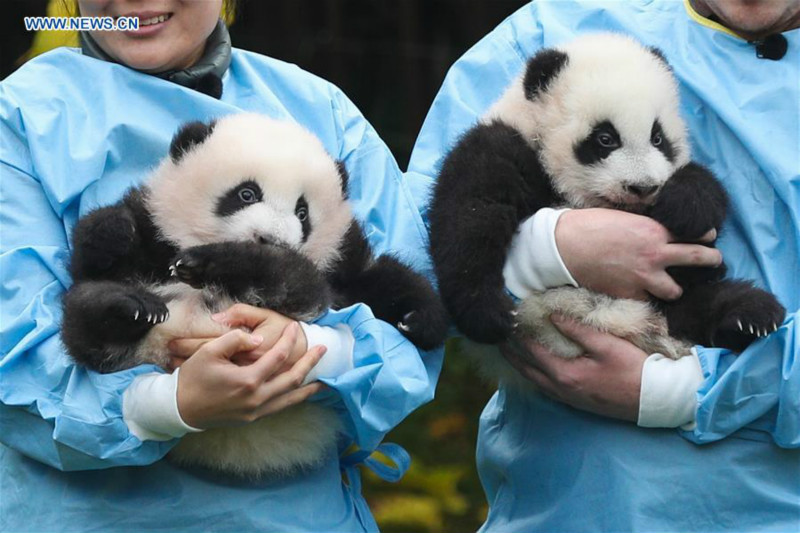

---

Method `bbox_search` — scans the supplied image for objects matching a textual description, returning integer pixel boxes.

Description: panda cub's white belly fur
[468,288,692,390]
[135,283,341,477]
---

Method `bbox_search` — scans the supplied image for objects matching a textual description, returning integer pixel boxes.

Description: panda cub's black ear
[335,160,350,198]
[523,48,569,100]
[169,120,217,163]
[648,46,672,70]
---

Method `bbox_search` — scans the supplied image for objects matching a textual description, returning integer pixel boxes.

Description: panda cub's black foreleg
[171,241,332,320]
[648,162,729,242]
[69,204,141,282]
[61,280,168,372]
[343,255,449,350]
[429,121,559,343]
[329,222,448,350]
[660,280,786,353]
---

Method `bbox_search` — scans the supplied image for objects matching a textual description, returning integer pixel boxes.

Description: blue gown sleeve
[308,88,444,452]
[405,6,799,449]
[0,113,174,471]
[686,313,799,448]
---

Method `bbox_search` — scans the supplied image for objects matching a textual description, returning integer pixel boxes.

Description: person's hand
[175,324,326,429]
[555,208,721,301]
[502,315,648,421]
[168,304,308,370]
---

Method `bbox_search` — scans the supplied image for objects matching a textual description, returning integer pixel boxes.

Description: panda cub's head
[146,113,352,270]
[485,33,691,212]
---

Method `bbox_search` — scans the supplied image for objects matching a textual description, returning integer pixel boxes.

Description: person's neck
[80,20,231,99]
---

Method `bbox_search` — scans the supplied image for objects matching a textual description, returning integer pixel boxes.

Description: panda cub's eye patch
[216,179,264,217]
[295,195,311,242]
[651,120,675,162]
[574,121,621,165]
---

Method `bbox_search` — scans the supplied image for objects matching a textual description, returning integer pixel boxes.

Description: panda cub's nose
[624,184,659,198]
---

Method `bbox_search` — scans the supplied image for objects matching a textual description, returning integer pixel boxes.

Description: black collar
[80,19,231,98]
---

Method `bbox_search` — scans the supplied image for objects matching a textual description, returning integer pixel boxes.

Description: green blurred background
[1,1,529,530]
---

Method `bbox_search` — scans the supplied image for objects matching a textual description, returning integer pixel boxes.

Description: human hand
[175,324,326,429]
[502,315,648,421]
[555,208,721,301]
[168,304,308,370]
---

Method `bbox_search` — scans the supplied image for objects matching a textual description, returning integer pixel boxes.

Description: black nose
[624,184,659,198]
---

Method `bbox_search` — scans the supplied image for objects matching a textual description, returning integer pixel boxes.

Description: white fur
[484,33,690,210]
[135,114,353,476]
[473,34,695,386]
[147,114,353,271]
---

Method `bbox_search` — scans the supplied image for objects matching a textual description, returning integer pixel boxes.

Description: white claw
[134,310,139,320]
[146,313,152,323]
[175,259,183,267]
[510,310,519,317]
[773,323,778,332]
[169,265,177,277]
[749,324,754,335]
[737,319,743,331]
[397,322,411,332]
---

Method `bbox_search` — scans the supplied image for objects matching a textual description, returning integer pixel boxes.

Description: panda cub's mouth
[597,195,654,215]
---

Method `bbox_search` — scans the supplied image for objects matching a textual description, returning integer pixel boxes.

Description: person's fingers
[195,329,263,361]
[168,337,213,358]
[501,343,559,394]
[255,382,327,418]
[645,271,683,301]
[262,344,327,397]
[213,303,274,329]
[250,322,300,380]
[550,315,619,358]
[661,243,722,269]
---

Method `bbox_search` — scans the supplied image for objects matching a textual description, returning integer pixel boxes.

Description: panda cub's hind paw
[107,292,169,337]
[710,292,786,352]
[396,306,449,351]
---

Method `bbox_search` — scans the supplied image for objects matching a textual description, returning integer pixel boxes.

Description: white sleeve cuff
[503,207,578,299]
[637,348,704,429]
[122,368,204,442]
[299,322,355,385]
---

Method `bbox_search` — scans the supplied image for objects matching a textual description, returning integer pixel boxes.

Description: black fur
[169,120,216,163]
[647,46,671,70]
[215,180,264,217]
[651,120,675,163]
[63,122,448,373]
[429,121,560,343]
[430,124,785,351]
[574,121,622,165]
[523,49,569,100]
[329,222,449,350]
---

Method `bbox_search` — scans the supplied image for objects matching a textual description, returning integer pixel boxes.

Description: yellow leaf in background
[371,495,443,532]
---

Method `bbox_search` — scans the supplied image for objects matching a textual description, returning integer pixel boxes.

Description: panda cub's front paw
[170,246,219,288]
[396,305,449,351]
[453,289,517,345]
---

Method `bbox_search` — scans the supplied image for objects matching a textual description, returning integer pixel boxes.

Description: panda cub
[429,33,785,384]
[62,113,447,476]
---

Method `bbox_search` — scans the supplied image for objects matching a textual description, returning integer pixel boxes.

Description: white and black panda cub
[61,113,448,476]
[429,33,785,382]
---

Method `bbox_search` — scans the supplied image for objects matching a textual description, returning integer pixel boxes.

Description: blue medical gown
[0,47,442,532]
[405,1,800,531]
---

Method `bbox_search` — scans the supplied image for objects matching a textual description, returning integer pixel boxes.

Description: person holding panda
[0,1,442,531]
[408,0,799,531]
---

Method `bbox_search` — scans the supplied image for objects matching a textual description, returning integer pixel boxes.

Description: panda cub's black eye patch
[295,195,311,243]
[574,121,622,165]
[216,179,264,217]
[651,120,675,162]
